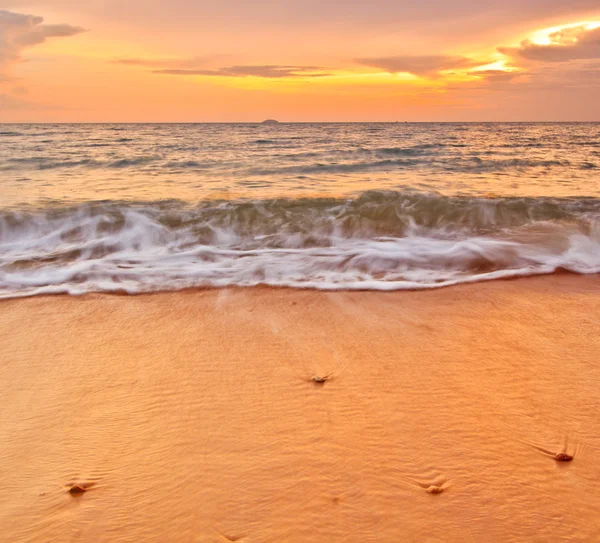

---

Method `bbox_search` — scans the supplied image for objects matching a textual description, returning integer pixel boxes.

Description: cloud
[0,9,84,71]
[115,58,162,67]
[469,69,526,82]
[521,62,600,90]
[114,56,223,68]
[499,25,600,62]
[354,55,480,76]
[115,56,332,78]
[153,64,333,78]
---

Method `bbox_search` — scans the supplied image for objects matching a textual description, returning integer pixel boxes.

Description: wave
[247,156,575,176]
[1,191,599,298]
[1,156,161,171]
[0,140,584,175]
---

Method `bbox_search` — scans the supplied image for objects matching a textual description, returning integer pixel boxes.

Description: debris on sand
[555,452,574,462]
[426,485,444,494]
[67,482,95,495]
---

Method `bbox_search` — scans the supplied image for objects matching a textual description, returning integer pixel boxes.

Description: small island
[261,119,280,124]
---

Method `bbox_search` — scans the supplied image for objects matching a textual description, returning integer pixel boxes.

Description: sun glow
[2,3,599,122]
[528,21,600,45]
[470,60,507,72]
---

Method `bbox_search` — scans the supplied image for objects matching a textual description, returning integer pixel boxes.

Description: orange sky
[1,1,599,121]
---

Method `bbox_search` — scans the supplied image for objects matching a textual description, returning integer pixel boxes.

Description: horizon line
[2,120,600,125]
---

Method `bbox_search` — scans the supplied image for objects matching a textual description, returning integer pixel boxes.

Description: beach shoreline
[1,274,599,542]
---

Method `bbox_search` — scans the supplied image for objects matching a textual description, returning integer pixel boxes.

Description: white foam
[1,201,598,298]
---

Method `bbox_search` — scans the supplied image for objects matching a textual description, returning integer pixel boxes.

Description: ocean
[0,122,599,297]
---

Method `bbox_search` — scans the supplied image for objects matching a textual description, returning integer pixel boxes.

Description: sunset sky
[1,1,599,121]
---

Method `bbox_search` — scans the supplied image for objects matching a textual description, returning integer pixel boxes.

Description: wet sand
[1,275,599,542]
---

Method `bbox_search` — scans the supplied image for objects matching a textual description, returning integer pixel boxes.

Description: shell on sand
[555,452,574,462]
[68,485,87,495]
[67,482,95,495]
[426,485,444,494]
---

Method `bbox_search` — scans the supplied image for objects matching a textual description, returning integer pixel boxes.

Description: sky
[0,0,599,121]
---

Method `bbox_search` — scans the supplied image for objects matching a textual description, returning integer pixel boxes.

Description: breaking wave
[1,191,599,298]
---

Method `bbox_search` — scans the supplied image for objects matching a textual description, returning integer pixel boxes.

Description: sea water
[1,123,599,297]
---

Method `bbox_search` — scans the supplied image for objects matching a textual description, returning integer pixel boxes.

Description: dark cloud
[499,25,600,62]
[153,65,332,78]
[0,9,85,67]
[354,55,480,76]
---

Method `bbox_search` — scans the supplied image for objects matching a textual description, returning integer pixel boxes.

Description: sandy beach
[1,275,599,542]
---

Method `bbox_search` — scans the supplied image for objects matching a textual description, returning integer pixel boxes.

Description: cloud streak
[115,56,333,78]
[469,69,525,82]
[153,64,333,78]
[499,25,600,62]
[0,9,84,112]
[0,10,85,67]
[114,56,224,68]
[354,55,480,76]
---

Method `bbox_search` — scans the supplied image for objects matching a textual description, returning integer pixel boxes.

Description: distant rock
[261,119,280,125]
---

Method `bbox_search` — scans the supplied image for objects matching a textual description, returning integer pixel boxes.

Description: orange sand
[1,275,599,542]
